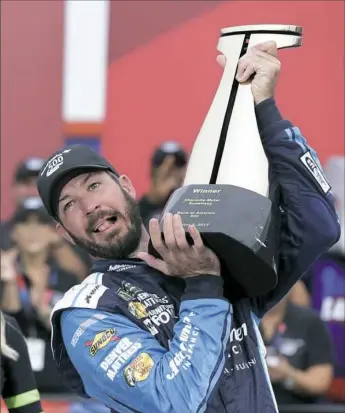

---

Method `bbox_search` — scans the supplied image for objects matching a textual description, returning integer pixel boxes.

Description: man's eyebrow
[82,172,93,186]
[59,194,70,204]
[58,173,94,204]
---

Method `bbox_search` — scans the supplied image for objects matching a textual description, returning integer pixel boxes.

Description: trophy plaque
[148,25,303,298]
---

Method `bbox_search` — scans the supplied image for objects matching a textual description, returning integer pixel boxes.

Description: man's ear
[118,175,136,199]
[56,223,75,244]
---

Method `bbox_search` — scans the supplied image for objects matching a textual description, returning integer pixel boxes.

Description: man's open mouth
[92,215,118,233]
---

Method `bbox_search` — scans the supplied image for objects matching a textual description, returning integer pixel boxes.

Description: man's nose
[81,197,100,215]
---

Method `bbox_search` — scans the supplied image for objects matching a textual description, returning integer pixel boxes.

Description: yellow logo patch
[85,328,120,356]
[124,353,154,387]
[128,301,148,319]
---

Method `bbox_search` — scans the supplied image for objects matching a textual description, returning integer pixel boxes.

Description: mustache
[86,209,123,234]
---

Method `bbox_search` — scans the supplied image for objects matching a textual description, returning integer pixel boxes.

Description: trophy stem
[214,33,272,196]
[183,33,246,187]
[216,81,270,196]
[184,27,302,198]
[209,34,250,184]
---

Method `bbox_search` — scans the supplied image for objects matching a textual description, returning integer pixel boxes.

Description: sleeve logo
[123,353,154,387]
[300,151,331,193]
[85,328,120,356]
[85,285,102,304]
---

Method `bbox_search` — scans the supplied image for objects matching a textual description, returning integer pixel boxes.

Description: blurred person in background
[0,197,79,394]
[290,156,345,403]
[260,290,334,405]
[139,141,187,228]
[1,311,43,413]
[1,158,91,280]
[1,157,45,250]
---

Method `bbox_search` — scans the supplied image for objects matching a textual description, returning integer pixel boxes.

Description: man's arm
[61,276,231,413]
[251,99,340,318]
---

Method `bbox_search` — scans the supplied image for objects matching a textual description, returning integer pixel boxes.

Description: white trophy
[149,25,303,298]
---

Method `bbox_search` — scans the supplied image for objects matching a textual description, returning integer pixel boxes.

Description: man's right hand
[137,213,220,277]
[0,248,18,283]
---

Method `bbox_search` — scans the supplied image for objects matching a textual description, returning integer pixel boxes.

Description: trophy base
[148,184,280,298]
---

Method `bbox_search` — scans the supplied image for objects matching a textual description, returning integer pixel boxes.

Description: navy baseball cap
[14,157,45,182]
[151,141,187,168]
[12,197,52,225]
[37,145,119,220]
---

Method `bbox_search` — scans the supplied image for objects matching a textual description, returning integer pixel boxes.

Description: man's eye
[64,201,74,212]
[89,182,100,191]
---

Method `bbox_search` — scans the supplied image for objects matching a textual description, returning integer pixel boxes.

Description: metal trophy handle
[184,25,302,195]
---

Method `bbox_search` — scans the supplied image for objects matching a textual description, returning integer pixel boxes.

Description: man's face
[13,177,39,206]
[152,159,186,202]
[12,215,52,254]
[169,165,186,189]
[57,171,142,260]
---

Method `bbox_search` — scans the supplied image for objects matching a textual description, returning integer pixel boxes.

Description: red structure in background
[104,0,344,199]
[1,1,64,219]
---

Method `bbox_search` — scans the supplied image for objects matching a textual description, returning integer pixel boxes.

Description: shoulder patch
[300,151,331,193]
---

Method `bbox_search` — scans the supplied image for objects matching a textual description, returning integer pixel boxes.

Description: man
[0,158,91,280]
[297,156,345,403]
[37,42,340,413]
[1,157,45,250]
[260,293,334,405]
[0,197,79,393]
[139,141,187,228]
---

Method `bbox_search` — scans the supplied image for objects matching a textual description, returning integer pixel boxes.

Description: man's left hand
[217,41,281,105]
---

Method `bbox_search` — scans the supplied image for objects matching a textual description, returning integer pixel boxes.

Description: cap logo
[26,158,45,171]
[23,197,44,210]
[161,141,181,153]
[41,149,71,177]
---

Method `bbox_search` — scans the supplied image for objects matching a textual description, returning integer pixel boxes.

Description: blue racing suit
[50,99,340,413]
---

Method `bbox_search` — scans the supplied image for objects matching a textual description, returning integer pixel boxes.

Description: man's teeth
[93,217,117,233]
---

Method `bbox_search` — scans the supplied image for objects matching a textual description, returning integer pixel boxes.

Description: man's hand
[0,248,18,282]
[217,41,281,105]
[137,213,220,277]
[267,355,295,382]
